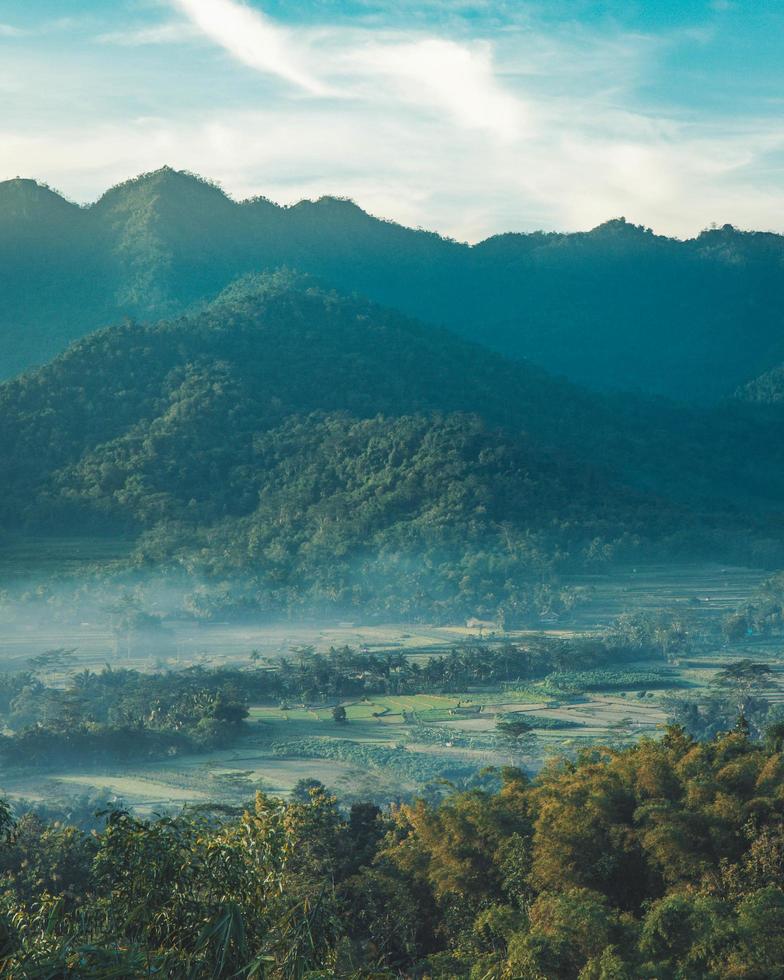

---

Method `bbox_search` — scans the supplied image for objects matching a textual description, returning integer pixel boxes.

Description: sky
[0,0,782,241]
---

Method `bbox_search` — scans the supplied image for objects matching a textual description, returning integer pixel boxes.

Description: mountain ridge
[2,167,783,400]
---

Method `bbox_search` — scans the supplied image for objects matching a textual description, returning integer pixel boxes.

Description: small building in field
[466,617,498,631]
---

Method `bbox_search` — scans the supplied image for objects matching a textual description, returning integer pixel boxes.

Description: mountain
[2,168,784,401]
[1,273,783,620]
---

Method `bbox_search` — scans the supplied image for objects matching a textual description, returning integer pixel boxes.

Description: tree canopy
[4,726,784,976]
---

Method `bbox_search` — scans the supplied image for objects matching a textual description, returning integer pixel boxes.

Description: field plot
[248,694,482,737]
[0,658,772,814]
[0,744,399,814]
[560,563,766,631]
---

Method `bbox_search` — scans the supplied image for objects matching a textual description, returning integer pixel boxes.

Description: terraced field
[561,563,766,631]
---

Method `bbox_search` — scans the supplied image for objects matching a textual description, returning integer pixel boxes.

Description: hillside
[2,168,784,401]
[1,273,783,620]
[735,363,784,405]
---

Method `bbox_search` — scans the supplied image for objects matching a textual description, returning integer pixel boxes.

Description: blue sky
[1,0,782,240]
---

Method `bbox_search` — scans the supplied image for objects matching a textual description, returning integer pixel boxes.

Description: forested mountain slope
[736,363,784,405]
[1,273,783,618]
[2,168,783,401]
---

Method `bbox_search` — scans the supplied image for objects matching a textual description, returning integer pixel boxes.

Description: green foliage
[2,272,784,619]
[723,571,784,638]
[0,665,249,769]
[666,658,779,741]
[2,729,784,975]
[543,667,682,695]
[0,274,661,621]
[495,714,534,738]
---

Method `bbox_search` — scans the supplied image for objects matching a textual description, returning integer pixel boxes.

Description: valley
[3,2,784,971]
[1,559,778,815]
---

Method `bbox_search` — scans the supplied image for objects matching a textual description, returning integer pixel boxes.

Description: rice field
[0,558,780,813]
[0,658,771,813]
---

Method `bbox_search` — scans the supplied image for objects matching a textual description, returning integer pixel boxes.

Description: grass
[0,534,134,582]
[248,693,463,726]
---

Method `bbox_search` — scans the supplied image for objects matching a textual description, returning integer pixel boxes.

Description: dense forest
[2,168,784,401]
[4,725,784,977]
[2,273,784,618]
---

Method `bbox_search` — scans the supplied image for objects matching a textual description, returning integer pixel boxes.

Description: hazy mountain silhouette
[2,167,783,401]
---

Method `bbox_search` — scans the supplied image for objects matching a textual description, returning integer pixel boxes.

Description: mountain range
[3,167,784,403]
[3,168,784,620]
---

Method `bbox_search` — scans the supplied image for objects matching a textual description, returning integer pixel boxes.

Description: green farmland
[1,560,783,816]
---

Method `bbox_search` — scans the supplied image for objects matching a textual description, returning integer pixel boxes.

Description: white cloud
[344,37,525,139]
[168,0,327,94]
[0,23,24,37]
[97,23,201,46]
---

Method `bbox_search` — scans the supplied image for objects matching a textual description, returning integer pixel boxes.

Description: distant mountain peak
[589,217,654,237]
[0,177,77,221]
[735,363,784,405]
[2,166,784,403]
[290,194,376,223]
[313,195,365,210]
[94,166,231,211]
[204,269,316,310]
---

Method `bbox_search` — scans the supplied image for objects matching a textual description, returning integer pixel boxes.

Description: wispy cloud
[2,0,783,239]
[344,37,525,139]
[165,0,525,139]
[0,23,25,37]
[169,0,327,94]
[97,23,201,46]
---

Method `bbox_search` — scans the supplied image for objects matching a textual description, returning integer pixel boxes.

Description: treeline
[667,658,784,742]
[4,725,784,976]
[722,571,784,639]
[0,666,248,768]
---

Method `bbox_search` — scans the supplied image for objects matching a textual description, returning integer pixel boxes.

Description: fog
[0,558,769,679]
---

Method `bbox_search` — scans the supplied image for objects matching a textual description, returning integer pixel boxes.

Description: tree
[496,714,533,740]
[332,705,348,725]
[715,660,775,719]
[291,778,326,804]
